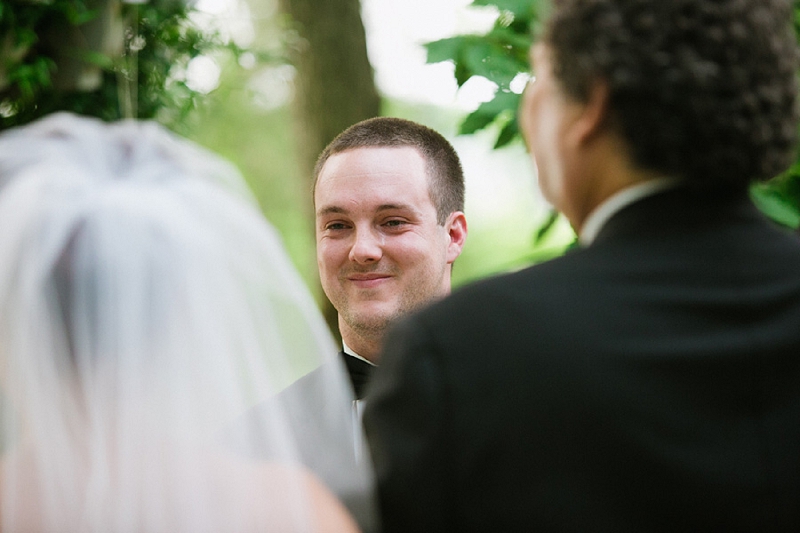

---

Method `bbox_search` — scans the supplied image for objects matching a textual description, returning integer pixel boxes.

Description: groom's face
[315,146,456,353]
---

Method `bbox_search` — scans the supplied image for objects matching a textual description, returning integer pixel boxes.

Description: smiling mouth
[347,273,392,288]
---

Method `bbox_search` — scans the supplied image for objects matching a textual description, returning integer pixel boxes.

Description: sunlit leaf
[532,210,560,245]
[78,50,114,69]
[16,28,39,47]
[454,61,471,87]
[425,36,467,65]
[462,41,493,76]
[458,91,521,137]
[463,50,509,87]
[486,25,533,53]
[494,115,519,148]
[33,57,54,87]
[460,109,495,135]
[477,90,521,115]
[488,49,527,87]
[750,185,800,229]
[18,77,33,100]
[62,3,97,26]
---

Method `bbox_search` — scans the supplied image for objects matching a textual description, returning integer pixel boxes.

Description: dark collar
[593,186,757,246]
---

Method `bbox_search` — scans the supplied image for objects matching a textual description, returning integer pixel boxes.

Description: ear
[568,78,611,146]
[444,211,467,264]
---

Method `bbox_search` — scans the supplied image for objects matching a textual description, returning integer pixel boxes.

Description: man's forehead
[316,202,419,218]
[322,145,426,172]
[314,146,433,206]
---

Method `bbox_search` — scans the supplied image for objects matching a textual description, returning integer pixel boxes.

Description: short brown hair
[313,117,465,224]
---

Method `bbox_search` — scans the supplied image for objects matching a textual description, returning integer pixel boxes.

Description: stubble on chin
[341,289,441,342]
[336,263,449,342]
[339,305,399,342]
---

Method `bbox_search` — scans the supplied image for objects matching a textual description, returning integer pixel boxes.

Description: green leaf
[33,57,54,87]
[461,41,493,76]
[17,77,33,100]
[464,43,518,86]
[16,28,39,48]
[62,4,98,26]
[494,115,519,148]
[489,50,528,87]
[458,91,521,136]
[425,36,468,64]
[477,90,522,116]
[532,210,560,246]
[794,2,800,36]
[458,34,528,88]
[459,109,495,135]
[486,25,533,52]
[750,185,800,228]
[79,50,114,69]
[454,61,471,87]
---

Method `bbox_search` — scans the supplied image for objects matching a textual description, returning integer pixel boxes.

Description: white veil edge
[0,113,377,532]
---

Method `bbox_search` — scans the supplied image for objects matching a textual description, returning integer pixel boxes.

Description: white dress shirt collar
[579,177,680,247]
[342,341,377,366]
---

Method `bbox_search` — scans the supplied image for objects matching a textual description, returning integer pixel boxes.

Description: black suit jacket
[363,187,800,532]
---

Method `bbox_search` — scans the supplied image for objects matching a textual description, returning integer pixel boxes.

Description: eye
[324,221,351,231]
[382,219,408,228]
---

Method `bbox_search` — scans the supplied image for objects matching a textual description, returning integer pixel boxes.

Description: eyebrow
[316,203,417,217]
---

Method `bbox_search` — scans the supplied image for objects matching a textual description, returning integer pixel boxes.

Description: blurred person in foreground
[363,0,800,531]
[0,112,376,532]
[314,117,467,399]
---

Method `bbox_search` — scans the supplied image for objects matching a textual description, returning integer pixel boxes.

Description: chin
[350,306,400,330]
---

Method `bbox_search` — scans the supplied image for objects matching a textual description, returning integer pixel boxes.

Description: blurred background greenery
[0,0,571,333]
[1,0,797,336]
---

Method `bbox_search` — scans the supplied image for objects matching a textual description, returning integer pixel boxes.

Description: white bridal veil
[0,113,377,532]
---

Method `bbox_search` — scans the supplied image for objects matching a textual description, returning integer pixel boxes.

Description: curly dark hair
[313,117,465,225]
[543,0,800,188]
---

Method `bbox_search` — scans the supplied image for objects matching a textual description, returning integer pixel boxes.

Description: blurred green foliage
[425,0,564,250]
[0,0,236,130]
[0,0,316,285]
[186,63,319,295]
[424,0,537,150]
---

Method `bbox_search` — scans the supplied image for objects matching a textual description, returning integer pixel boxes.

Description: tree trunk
[279,0,380,178]
[278,0,381,340]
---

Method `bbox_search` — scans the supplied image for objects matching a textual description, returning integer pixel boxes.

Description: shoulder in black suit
[363,187,800,532]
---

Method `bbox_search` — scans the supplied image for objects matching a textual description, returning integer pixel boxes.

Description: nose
[349,227,383,264]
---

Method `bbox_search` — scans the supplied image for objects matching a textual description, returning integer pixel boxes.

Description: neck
[338,320,381,364]
[565,135,665,235]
